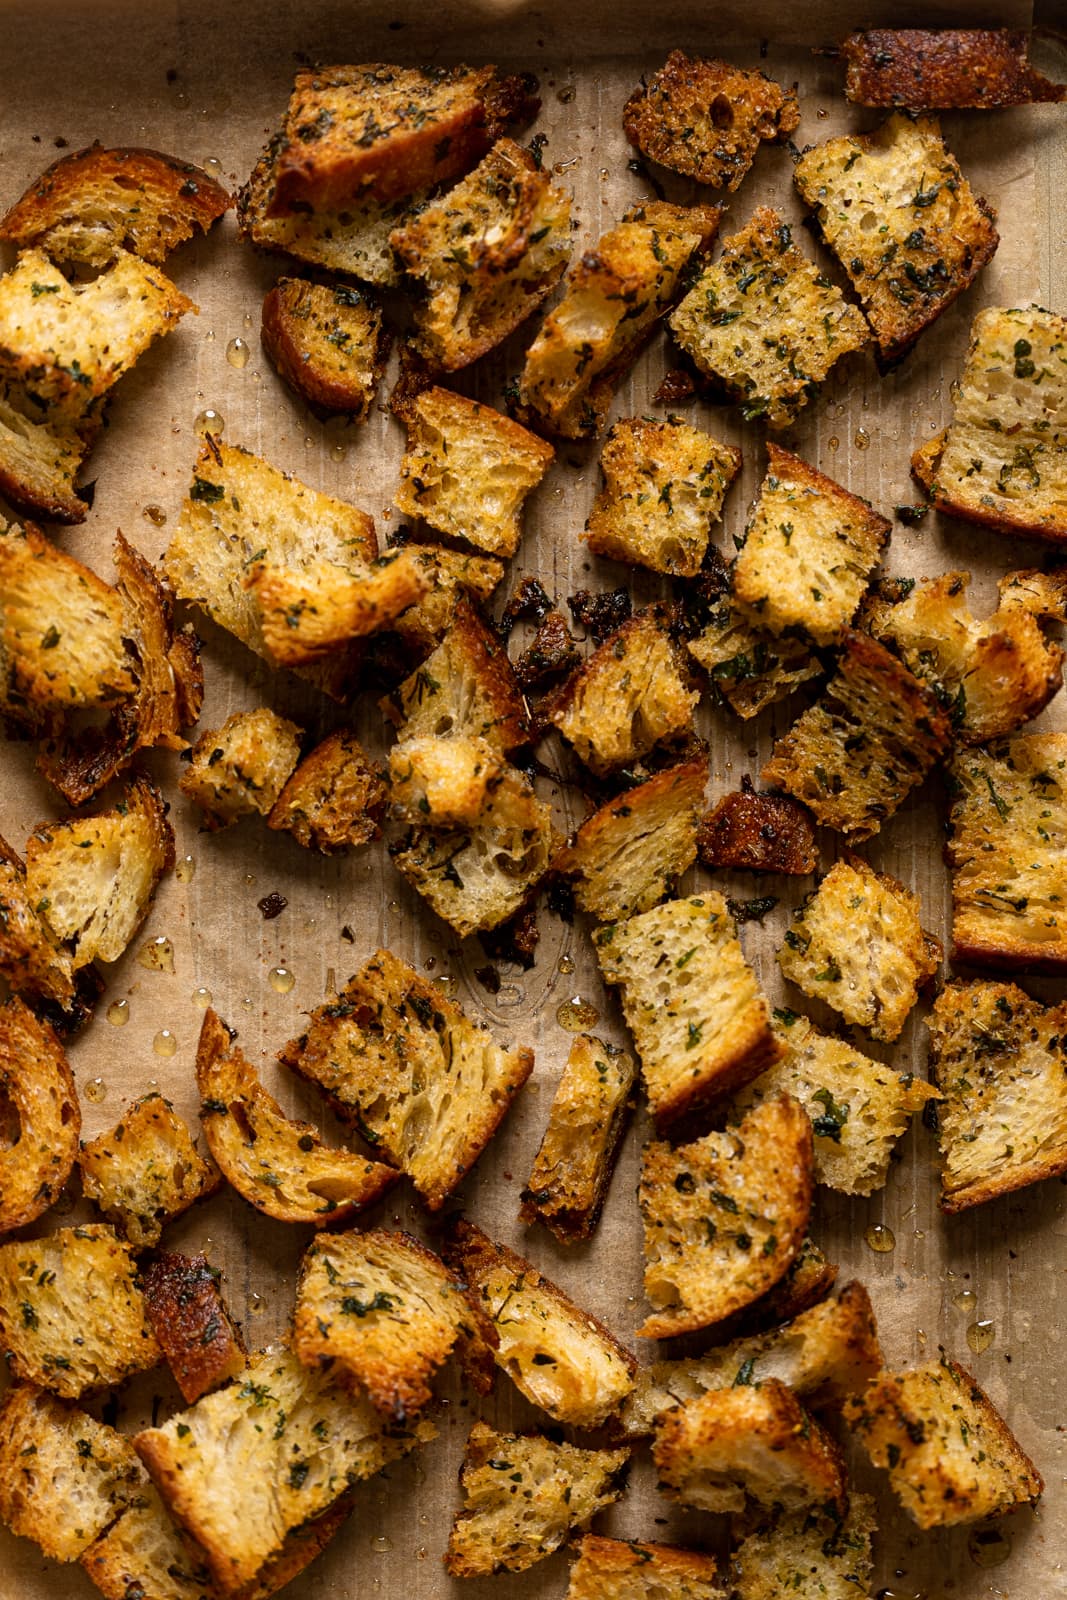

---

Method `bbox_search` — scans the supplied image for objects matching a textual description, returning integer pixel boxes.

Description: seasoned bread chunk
[445,1421,628,1577]
[567,1534,724,1599]
[0,382,95,523]
[928,980,1067,1211]
[912,307,1067,543]
[654,1380,847,1516]
[638,1098,813,1339]
[670,209,869,428]
[520,1034,635,1243]
[261,278,388,418]
[728,1495,876,1600]
[947,733,1067,970]
[78,1093,220,1249]
[250,547,429,665]
[688,584,820,719]
[0,835,74,1004]
[762,630,951,839]
[794,114,998,366]
[738,1237,838,1334]
[387,733,506,828]
[293,1229,469,1420]
[839,28,1066,109]
[595,893,784,1129]
[844,1356,1042,1528]
[520,202,720,439]
[585,417,741,578]
[623,53,799,190]
[697,786,817,875]
[142,1252,247,1404]
[180,709,302,830]
[0,998,79,1233]
[281,947,532,1210]
[733,444,890,644]
[391,542,504,651]
[388,596,529,752]
[393,386,553,557]
[0,1224,159,1397]
[268,729,386,852]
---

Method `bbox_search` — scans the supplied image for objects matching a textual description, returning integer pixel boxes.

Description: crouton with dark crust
[180,708,302,831]
[697,787,817,876]
[250,547,429,666]
[567,1534,725,1599]
[78,1092,221,1250]
[391,543,505,654]
[839,28,1066,109]
[261,278,389,418]
[688,587,820,719]
[268,729,386,853]
[142,1252,247,1404]
[387,595,529,753]
[0,998,79,1234]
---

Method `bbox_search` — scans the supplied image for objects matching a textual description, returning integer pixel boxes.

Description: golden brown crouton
[687,587,820,719]
[78,1092,220,1250]
[261,278,388,419]
[654,1380,847,1516]
[267,729,386,853]
[520,1034,635,1243]
[794,114,998,367]
[761,631,951,839]
[293,1229,469,1419]
[0,382,95,524]
[0,997,79,1233]
[445,1420,628,1577]
[0,1224,159,1398]
[250,547,429,666]
[387,595,529,752]
[623,53,799,190]
[387,733,506,828]
[844,1356,1042,1528]
[638,1098,813,1339]
[585,417,741,578]
[280,947,533,1211]
[946,733,1067,970]
[393,386,554,557]
[520,202,720,439]
[142,1252,247,1405]
[742,1238,838,1333]
[390,542,505,652]
[0,835,75,1005]
[728,1495,876,1600]
[697,786,817,876]
[839,28,1066,108]
[567,1534,725,1599]
[594,893,784,1130]
[196,1010,397,1227]
[180,709,302,831]
[670,209,869,429]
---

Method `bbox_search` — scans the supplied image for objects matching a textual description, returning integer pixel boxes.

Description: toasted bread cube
[0,997,79,1233]
[180,708,302,830]
[0,1383,145,1561]
[729,1494,876,1600]
[520,1034,635,1243]
[928,980,1067,1211]
[697,787,817,876]
[387,595,529,752]
[567,1534,724,1599]
[445,1420,628,1577]
[654,1380,847,1516]
[196,1010,397,1226]
[0,1224,159,1397]
[639,1098,813,1339]
[521,202,720,439]
[261,278,387,419]
[251,548,429,666]
[293,1229,469,1419]
[744,1238,838,1330]
[912,306,1067,543]
[391,542,504,651]
[142,1252,247,1404]
[623,53,799,190]
[0,836,75,1005]
[393,386,553,557]
[670,209,869,429]
[839,28,1066,108]
[388,734,506,828]
[392,139,573,369]
[688,588,820,719]
[0,382,94,524]
[585,417,741,578]
[595,893,784,1129]
[733,445,890,644]
[267,729,385,853]
[844,1357,1042,1528]
[794,114,997,367]
[78,1092,220,1250]
[947,733,1067,969]
[762,631,951,839]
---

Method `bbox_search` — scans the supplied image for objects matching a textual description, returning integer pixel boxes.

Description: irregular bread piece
[391,542,505,652]
[260,277,388,418]
[839,28,1066,109]
[696,786,817,876]
[0,997,79,1233]
[267,729,386,853]
[386,595,529,752]
[728,1495,876,1600]
[567,1535,724,1599]
[142,1252,247,1405]
[0,834,75,1004]
[387,733,505,828]
[687,572,820,719]
[250,547,429,666]
[179,709,302,831]
[78,1092,220,1249]
[0,381,95,523]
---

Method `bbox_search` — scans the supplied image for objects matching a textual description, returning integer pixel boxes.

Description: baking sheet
[1,2,1065,1597]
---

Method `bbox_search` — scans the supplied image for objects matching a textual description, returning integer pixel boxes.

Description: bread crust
[142,1252,247,1404]
[261,278,389,418]
[840,29,1066,109]
[0,997,79,1232]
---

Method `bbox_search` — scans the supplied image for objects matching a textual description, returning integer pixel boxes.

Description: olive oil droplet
[968,1525,1012,1568]
[953,1288,977,1314]
[142,504,167,527]
[371,1536,393,1554]
[194,407,224,436]
[138,936,175,974]
[176,854,196,883]
[556,997,600,1031]
[226,336,250,369]
[85,1076,108,1103]
[192,986,213,1009]
[269,966,295,994]
[153,1029,178,1057]
[967,1319,995,1354]
[557,954,575,975]
[854,428,871,450]
[106,999,130,1027]
[864,1223,895,1253]
[827,435,840,451]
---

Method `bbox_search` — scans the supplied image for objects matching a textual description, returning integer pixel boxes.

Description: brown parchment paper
[1,3,1065,1597]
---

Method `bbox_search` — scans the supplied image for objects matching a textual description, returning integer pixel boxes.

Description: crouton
[585,417,741,578]
[449,1220,637,1427]
[520,201,720,439]
[794,114,998,367]
[445,1420,628,1577]
[0,998,79,1233]
[391,139,573,369]
[762,631,951,839]
[670,209,869,429]
[549,609,698,777]
[0,835,74,1004]
[911,306,1067,543]
[838,28,1066,109]
[520,1034,636,1243]
[0,383,94,524]
[733,445,890,644]
[134,1343,430,1596]
[0,1224,159,1398]
[946,733,1067,970]
[728,1495,876,1600]
[567,1533,725,1599]
[180,709,302,831]
[638,1098,813,1339]
[0,1383,144,1561]
[393,386,554,557]
[250,547,429,666]
[927,979,1067,1211]
[293,1229,469,1420]
[267,729,385,853]
[697,786,817,876]
[594,893,784,1129]
[654,1380,847,1516]
[687,584,820,719]
[196,1010,397,1226]
[623,53,799,190]
[142,1252,247,1405]
[78,1092,220,1250]
[280,947,533,1211]
[388,733,507,829]
[261,278,388,419]
[387,595,529,752]
[739,1237,838,1335]
[390,542,504,652]
[844,1356,1042,1528]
